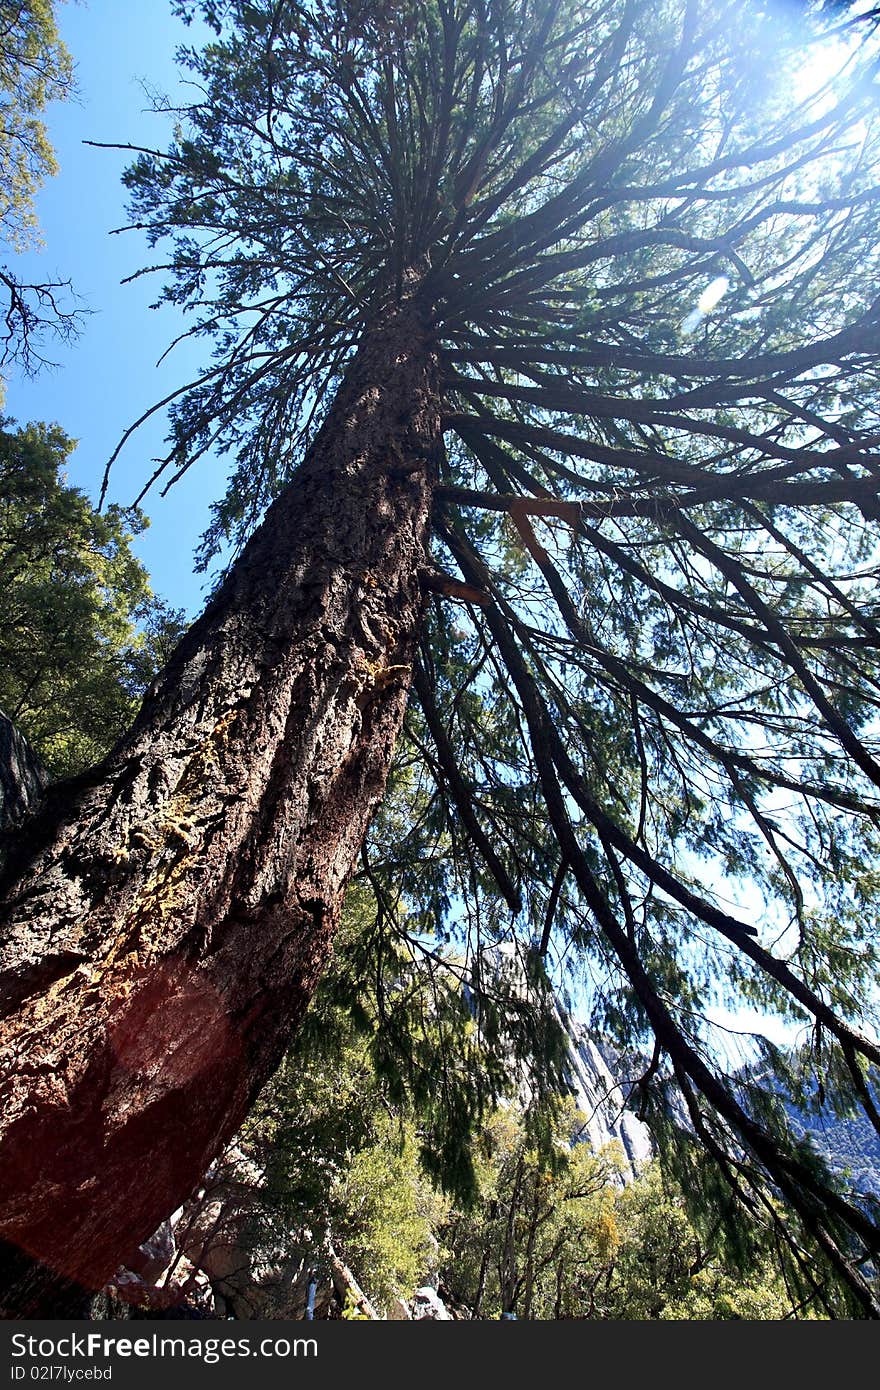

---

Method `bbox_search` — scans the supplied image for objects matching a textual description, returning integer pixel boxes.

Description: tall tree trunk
[0,285,440,1314]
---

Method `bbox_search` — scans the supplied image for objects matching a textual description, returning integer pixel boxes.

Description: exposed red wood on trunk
[0,285,440,1310]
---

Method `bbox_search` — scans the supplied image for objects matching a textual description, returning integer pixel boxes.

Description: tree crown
[116,0,880,1311]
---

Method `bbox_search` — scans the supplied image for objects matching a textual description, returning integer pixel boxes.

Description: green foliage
[0,1,76,391]
[440,1097,623,1318]
[231,889,817,1319]
[237,963,449,1310]
[605,1166,794,1320]
[439,1100,801,1319]
[241,982,806,1319]
[0,0,72,250]
[331,1115,448,1313]
[297,870,572,1204]
[0,419,185,776]
[233,888,584,1313]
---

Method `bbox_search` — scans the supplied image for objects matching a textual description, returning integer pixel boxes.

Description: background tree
[0,418,185,781]
[438,1099,800,1319]
[233,880,565,1283]
[2,0,880,1313]
[439,1098,622,1319]
[169,884,553,1318]
[167,900,801,1320]
[0,1,78,392]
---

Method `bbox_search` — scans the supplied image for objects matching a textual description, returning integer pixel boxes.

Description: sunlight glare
[681,275,730,334]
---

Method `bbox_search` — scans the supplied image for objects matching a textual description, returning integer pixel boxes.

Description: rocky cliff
[559,1010,652,1177]
[0,711,48,832]
[476,942,652,1178]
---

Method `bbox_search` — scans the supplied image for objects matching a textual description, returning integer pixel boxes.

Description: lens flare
[682,276,730,334]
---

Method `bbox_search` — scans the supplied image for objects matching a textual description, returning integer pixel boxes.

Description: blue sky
[5,0,217,618]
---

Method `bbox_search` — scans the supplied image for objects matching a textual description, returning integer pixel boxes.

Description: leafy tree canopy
[244,883,568,1212]
[115,0,880,1309]
[0,0,71,247]
[0,1,77,391]
[440,1099,801,1319]
[0,418,185,777]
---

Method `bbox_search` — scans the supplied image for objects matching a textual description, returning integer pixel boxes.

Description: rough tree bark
[0,713,48,836]
[0,280,440,1314]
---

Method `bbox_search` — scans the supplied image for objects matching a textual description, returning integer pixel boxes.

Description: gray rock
[0,711,48,831]
[411,1286,451,1320]
[562,1016,652,1177]
[476,943,651,1179]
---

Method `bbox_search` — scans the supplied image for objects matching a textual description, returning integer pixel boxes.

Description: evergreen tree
[0,418,185,780]
[2,0,880,1313]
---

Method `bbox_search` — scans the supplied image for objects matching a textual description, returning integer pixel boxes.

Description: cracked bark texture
[0,286,440,1313]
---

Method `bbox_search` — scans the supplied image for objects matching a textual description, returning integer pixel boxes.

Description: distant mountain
[564,1022,880,1196]
[780,1091,880,1198]
[481,941,878,1196]
[561,1000,880,1195]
